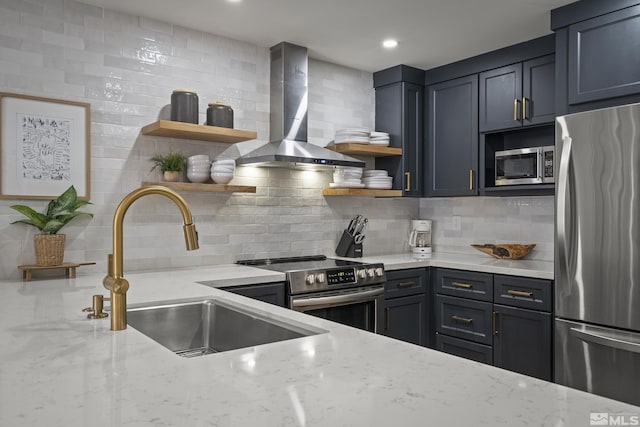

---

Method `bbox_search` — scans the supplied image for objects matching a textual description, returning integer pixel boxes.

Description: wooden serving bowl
[471,244,536,260]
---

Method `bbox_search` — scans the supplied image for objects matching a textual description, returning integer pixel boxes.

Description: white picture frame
[0,93,91,200]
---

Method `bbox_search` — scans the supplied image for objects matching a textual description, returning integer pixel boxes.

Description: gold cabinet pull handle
[522,97,529,120]
[469,169,473,190]
[385,307,390,330]
[507,289,534,298]
[398,281,416,288]
[513,98,520,121]
[405,172,411,191]
[452,315,473,324]
[492,311,498,335]
[452,281,472,289]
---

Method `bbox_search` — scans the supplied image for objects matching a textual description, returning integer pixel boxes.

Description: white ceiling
[82,0,575,72]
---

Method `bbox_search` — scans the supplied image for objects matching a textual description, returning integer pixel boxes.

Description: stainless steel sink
[127,297,325,357]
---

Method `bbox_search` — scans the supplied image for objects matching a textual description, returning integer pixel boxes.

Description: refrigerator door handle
[570,327,640,354]
[557,135,573,279]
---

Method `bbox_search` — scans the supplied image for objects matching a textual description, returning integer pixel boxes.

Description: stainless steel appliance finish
[554,102,640,406]
[237,255,385,333]
[236,42,364,169]
[494,145,554,186]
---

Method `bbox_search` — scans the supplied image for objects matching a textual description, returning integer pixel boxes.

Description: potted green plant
[10,185,93,266]
[149,151,187,182]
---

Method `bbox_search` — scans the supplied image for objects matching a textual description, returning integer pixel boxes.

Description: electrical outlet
[452,215,461,231]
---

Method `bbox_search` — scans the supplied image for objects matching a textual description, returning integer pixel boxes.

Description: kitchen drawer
[493,275,552,312]
[385,268,427,298]
[435,295,493,345]
[436,333,493,365]
[435,268,493,302]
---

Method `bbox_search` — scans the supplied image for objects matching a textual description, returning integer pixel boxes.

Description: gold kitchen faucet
[102,186,199,330]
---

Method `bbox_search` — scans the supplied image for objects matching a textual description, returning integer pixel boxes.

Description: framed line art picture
[0,93,91,200]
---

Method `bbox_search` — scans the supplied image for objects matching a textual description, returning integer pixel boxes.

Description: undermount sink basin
[127,297,325,358]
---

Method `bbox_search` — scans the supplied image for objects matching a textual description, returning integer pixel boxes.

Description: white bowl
[188,154,210,162]
[188,159,211,166]
[211,167,235,174]
[213,159,235,166]
[211,172,233,184]
[187,170,210,183]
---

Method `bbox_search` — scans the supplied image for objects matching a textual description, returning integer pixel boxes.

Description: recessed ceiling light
[382,39,398,49]
[226,0,242,3]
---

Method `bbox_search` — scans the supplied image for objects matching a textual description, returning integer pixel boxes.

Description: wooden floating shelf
[326,143,402,157]
[322,188,403,197]
[141,120,257,144]
[142,181,256,193]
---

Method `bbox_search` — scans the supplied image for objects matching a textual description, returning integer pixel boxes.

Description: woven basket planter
[34,234,66,266]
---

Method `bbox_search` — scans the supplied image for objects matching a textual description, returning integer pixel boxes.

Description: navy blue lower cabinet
[432,267,553,381]
[224,282,286,307]
[382,268,429,346]
[383,294,427,346]
[493,304,552,381]
[436,333,493,365]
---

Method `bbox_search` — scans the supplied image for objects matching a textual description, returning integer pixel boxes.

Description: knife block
[335,230,362,258]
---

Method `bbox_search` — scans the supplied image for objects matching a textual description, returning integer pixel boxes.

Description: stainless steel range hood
[236,42,364,169]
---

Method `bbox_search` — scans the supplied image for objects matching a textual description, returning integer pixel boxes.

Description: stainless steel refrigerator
[555,102,640,406]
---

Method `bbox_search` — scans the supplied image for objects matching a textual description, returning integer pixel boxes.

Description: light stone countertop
[332,251,554,280]
[1,263,637,427]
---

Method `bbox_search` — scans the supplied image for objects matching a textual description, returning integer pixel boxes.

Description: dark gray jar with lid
[170,89,199,124]
[206,102,233,128]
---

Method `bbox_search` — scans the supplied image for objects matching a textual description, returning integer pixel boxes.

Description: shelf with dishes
[141,181,256,194]
[141,120,257,144]
[325,143,402,157]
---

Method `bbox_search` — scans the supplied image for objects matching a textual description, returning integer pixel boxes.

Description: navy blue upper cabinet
[427,75,479,197]
[552,1,640,114]
[479,55,555,132]
[374,66,425,197]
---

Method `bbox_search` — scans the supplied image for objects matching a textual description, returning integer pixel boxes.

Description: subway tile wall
[0,0,419,280]
[419,196,554,261]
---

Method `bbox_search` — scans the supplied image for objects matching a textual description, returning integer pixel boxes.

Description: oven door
[290,285,384,333]
[495,147,542,185]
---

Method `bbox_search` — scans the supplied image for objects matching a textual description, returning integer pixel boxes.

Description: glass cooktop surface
[236,255,364,272]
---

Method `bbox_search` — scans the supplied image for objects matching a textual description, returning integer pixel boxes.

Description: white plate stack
[210,158,235,184]
[363,169,393,189]
[187,155,211,183]
[334,128,370,144]
[370,131,390,146]
[330,166,365,188]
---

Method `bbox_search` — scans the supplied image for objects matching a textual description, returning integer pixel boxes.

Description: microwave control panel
[544,150,554,179]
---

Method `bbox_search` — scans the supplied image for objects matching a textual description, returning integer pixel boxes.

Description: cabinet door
[568,5,640,105]
[225,283,286,307]
[375,82,423,196]
[493,304,552,381]
[427,75,478,196]
[383,294,426,346]
[522,55,555,126]
[479,63,522,132]
[402,83,424,196]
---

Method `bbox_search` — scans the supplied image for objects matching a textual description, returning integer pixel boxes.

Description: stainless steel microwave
[495,146,555,186]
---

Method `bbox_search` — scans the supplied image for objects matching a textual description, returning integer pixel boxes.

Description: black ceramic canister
[170,89,199,124]
[206,102,234,128]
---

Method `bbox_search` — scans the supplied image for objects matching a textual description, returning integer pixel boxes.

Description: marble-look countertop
[332,251,554,280]
[1,264,636,427]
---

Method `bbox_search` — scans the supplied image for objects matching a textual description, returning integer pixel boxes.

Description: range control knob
[316,272,326,283]
[357,269,367,279]
[374,267,384,277]
[306,274,315,285]
[366,268,375,278]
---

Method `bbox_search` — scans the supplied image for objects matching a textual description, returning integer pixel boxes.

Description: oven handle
[291,287,384,309]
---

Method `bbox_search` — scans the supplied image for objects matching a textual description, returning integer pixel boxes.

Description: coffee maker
[409,220,432,255]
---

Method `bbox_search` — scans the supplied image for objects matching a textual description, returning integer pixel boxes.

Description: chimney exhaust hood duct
[236,42,365,169]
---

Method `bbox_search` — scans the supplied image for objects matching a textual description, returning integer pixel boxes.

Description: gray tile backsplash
[0,0,553,280]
